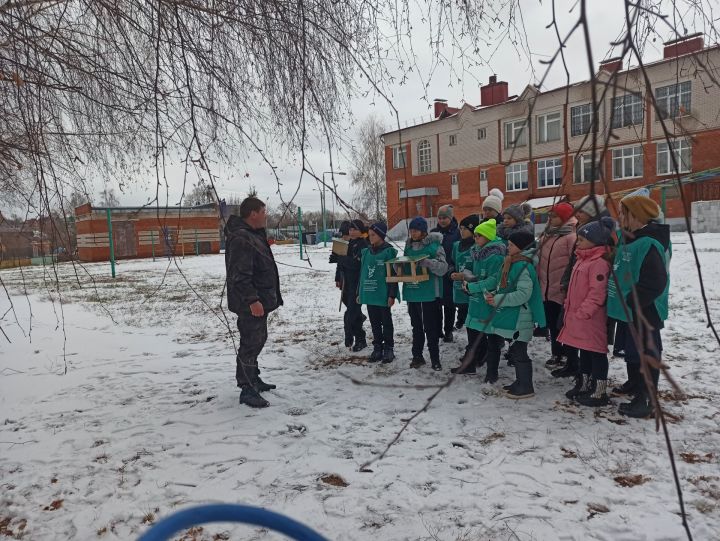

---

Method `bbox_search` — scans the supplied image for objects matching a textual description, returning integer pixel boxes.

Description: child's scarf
[500,253,533,289]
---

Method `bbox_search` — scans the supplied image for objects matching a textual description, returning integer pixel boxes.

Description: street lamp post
[321,170,346,247]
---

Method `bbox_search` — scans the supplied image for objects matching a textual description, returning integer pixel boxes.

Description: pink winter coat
[536,224,576,305]
[557,245,611,354]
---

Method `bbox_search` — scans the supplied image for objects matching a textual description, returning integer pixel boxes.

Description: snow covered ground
[1,234,719,541]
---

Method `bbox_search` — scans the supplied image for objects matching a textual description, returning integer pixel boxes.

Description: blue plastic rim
[137,504,329,541]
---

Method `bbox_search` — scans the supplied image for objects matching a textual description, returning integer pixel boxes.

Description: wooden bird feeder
[332,238,349,256]
[385,255,430,283]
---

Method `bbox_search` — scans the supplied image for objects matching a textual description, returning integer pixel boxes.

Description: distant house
[0,216,53,264]
[74,203,221,262]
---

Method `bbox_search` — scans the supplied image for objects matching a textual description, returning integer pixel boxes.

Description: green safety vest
[359,245,399,306]
[607,235,670,322]
[465,241,505,331]
[479,260,546,332]
[451,241,475,304]
[402,241,443,303]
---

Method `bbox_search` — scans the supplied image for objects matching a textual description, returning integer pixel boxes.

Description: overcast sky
[106,0,690,213]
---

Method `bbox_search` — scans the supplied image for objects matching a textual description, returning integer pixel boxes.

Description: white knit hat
[482,188,504,214]
[575,194,607,217]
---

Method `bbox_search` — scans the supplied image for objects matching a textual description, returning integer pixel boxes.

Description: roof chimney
[664,33,704,59]
[481,75,509,107]
[599,57,623,74]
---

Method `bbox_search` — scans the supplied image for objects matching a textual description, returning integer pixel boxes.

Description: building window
[449,134,457,146]
[397,180,405,201]
[477,128,487,140]
[504,119,527,148]
[655,81,691,120]
[392,145,407,169]
[537,158,563,188]
[570,103,594,136]
[657,139,691,175]
[505,162,528,191]
[611,93,644,128]
[451,173,459,199]
[537,112,561,143]
[573,154,602,184]
[418,140,431,173]
[479,169,488,196]
[612,145,644,179]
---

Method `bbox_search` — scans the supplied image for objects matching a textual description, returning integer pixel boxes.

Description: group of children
[332,187,670,417]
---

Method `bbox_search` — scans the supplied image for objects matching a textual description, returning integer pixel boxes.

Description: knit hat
[503,203,532,223]
[574,194,607,217]
[549,202,574,223]
[577,216,616,246]
[507,230,535,251]
[481,188,504,214]
[473,219,497,241]
[338,220,351,236]
[621,194,660,224]
[459,213,481,232]
[369,221,387,239]
[437,204,454,219]
[408,216,428,233]
[349,219,367,233]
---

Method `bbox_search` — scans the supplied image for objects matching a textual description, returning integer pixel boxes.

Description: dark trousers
[456,303,468,327]
[466,327,488,367]
[613,318,628,353]
[367,304,394,348]
[543,300,565,356]
[408,300,440,360]
[343,290,366,343]
[235,312,268,387]
[618,321,663,365]
[578,349,609,380]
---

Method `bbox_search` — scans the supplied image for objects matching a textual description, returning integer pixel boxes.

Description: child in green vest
[449,214,481,334]
[607,194,670,418]
[359,222,399,363]
[482,231,546,397]
[457,219,506,379]
[401,216,448,370]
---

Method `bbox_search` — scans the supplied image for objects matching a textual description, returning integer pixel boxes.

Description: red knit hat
[550,202,574,223]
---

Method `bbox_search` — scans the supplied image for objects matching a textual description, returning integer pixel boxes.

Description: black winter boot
[565,374,587,399]
[505,360,534,399]
[484,357,499,384]
[240,386,269,408]
[619,368,658,418]
[381,347,395,363]
[443,331,454,343]
[612,363,640,396]
[551,355,578,378]
[255,377,277,392]
[352,336,367,352]
[431,357,442,371]
[545,355,564,368]
[410,356,426,368]
[368,345,383,362]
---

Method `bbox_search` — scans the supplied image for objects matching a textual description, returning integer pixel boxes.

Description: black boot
[381,346,395,363]
[410,355,426,368]
[484,357,499,383]
[451,353,477,374]
[431,357,442,371]
[551,355,578,378]
[240,386,269,408]
[505,360,534,399]
[577,380,610,407]
[619,368,658,418]
[368,345,383,362]
[611,363,640,396]
[545,355,564,368]
[255,377,277,392]
[443,331,454,343]
[352,336,367,352]
[565,374,591,400]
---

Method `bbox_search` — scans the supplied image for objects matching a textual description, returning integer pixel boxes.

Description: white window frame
[418,140,432,173]
[504,119,527,148]
[505,162,528,192]
[656,139,691,175]
[397,180,405,201]
[537,111,562,143]
[477,127,487,140]
[573,154,602,184]
[449,134,457,146]
[570,103,593,136]
[655,81,691,120]
[450,173,459,199]
[611,93,644,129]
[612,145,644,180]
[392,145,407,169]
[537,157,563,188]
[479,169,488,196]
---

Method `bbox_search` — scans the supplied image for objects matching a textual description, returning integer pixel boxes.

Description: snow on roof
[524,196,564,209]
